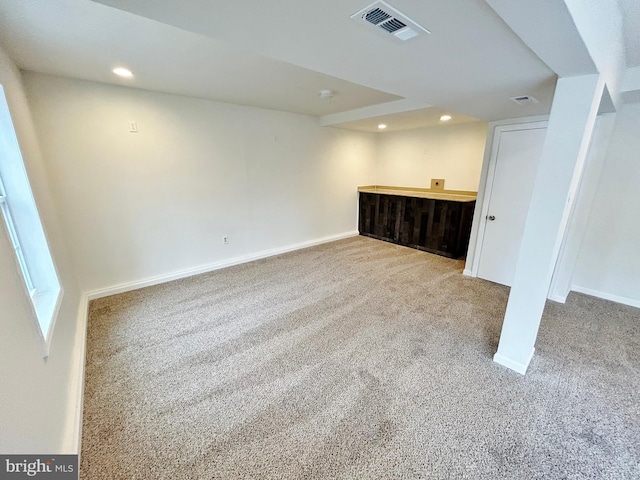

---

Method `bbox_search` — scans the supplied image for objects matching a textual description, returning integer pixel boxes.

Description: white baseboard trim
[462,269,473,277]
[571,285,640,309]
[87,231,359,301]
[62,292,90,454]
[547,292,568,304]
[493,348,535,375]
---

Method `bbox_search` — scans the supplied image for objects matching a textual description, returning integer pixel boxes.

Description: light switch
[128,121,138,133]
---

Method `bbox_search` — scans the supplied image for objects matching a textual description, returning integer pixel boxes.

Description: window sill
[32,286,64,357]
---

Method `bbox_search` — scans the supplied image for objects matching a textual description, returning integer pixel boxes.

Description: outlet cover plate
[431,178,445,190]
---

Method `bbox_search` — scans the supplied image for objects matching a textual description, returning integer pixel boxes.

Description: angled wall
[0,46,83,453]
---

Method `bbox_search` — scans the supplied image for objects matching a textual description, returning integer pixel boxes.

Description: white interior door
[477,125,547,286]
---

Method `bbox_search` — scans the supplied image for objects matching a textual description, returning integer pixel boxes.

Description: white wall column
[494,74,605,374]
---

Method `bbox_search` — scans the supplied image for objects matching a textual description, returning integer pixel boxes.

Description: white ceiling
[0,0,400,117]
[90,0,558,121]
[328,107,481,133]
[0,0,637,131]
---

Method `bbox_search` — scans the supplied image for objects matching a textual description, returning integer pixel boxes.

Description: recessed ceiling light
[440,115,452,121]
[378,124,387,129]
[112,67,133,78]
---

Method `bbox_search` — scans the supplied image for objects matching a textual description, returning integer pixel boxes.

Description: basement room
[0,1,639,479]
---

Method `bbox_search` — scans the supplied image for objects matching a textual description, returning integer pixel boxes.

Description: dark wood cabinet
[358,192,475,259]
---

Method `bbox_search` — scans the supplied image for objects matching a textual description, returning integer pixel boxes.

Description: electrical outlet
[223,236,229,244]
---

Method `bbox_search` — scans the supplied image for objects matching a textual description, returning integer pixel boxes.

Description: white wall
[548,113,616,303]
[571,102,640,306]
[23,73,378,293]
[0,47,83,453]
[374,122,489,191]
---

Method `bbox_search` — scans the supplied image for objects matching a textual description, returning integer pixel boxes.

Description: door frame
[464,118,548,279]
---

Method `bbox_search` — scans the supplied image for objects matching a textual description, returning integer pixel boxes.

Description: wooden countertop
[358,185,477,202]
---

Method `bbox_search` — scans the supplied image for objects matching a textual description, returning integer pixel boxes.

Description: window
[0,85,62,356]
[0,175,35,293]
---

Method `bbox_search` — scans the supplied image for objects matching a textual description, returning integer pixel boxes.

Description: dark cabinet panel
[359,192,475,259]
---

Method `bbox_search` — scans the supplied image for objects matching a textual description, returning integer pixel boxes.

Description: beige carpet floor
[81,236,640,479]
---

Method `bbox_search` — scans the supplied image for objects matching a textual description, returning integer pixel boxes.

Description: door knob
[487,215,496,221]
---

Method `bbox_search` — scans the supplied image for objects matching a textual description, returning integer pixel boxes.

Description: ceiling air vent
[351,1,430,42]
[510,95,539,106]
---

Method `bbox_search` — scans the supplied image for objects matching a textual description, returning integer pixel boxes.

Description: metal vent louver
[379,18,407,33]
[365,8,391,25]
[510,95,540,106]
[351,1,430,42]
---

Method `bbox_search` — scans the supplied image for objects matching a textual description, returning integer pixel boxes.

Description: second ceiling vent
[351,1,430,42]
